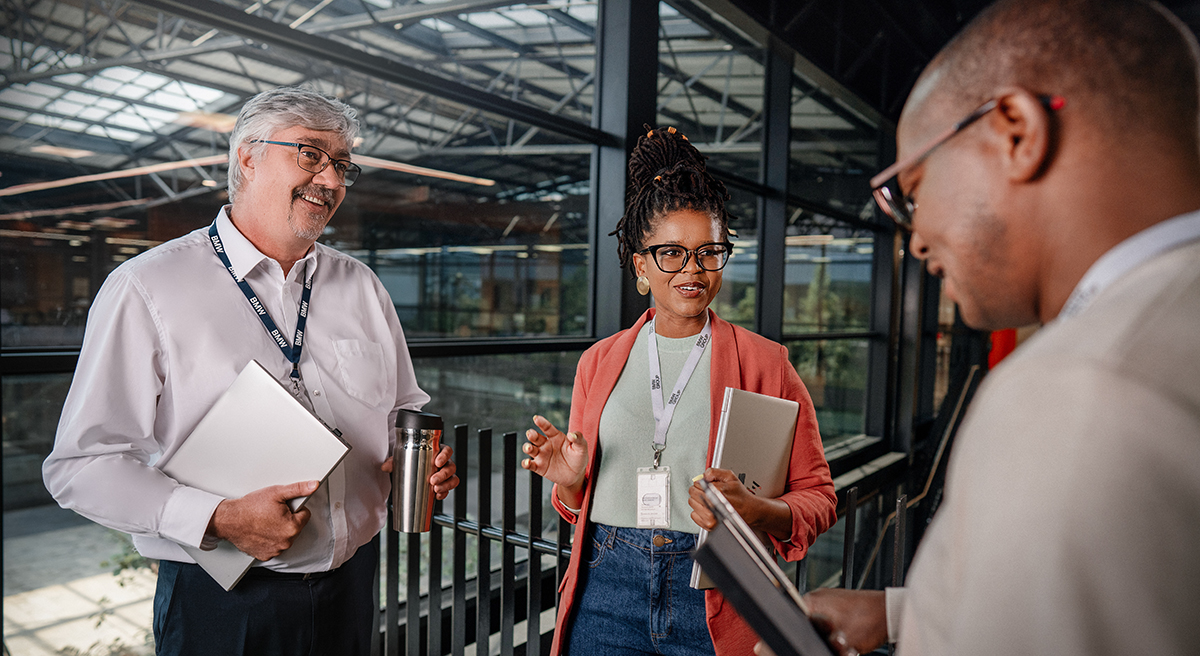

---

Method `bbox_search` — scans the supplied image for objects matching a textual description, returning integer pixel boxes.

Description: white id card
[636,466,671,528]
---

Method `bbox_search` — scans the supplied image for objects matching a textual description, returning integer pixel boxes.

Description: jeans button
[652,535,672,547]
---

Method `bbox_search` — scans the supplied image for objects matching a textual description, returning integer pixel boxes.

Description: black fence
[371,400,975,656]
[378,425,572,656]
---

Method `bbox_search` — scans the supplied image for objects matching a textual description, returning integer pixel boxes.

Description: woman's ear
[633,252,648,279]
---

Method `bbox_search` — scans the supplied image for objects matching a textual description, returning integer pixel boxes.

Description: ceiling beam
[126,0,617,147]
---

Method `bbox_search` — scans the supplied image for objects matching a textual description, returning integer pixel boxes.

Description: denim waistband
[592,522,699,554]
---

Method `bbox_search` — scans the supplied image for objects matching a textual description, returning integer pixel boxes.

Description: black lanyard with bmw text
[208,222,312,388]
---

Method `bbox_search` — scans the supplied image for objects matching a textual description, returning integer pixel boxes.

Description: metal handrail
[851,364,982,589]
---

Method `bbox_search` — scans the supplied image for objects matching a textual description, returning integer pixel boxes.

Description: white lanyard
[647,313,712,468]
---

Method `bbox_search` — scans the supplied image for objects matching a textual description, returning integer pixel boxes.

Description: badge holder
[636,447,670,528]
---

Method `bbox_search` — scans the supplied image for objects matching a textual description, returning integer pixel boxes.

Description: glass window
[803,507,849,591]
[658,2,765,180]
[2,103,594,345]
[335,144,592,339]
[709,186,758,330]
[786,338,869,442]
[783,219,875,335]
[934,287,957,412]
[3,374,71,510]
[3,373,158,655]
[413,350,582,434]
[789,76,883,219]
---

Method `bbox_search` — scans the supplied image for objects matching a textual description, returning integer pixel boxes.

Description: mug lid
[397,408,443,431]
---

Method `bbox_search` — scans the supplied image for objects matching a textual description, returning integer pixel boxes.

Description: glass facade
[2,374,72,510]
[658,1,765,180]
[783,231,874,335]
[709,186,759,330]
[1,128,594,346]
[786,338,870,441]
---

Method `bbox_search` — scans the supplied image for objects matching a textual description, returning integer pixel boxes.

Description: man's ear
[237,144,257,183]
[989,88,1053,183]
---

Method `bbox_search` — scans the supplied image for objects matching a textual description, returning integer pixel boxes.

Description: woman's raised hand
[522,415,588,491]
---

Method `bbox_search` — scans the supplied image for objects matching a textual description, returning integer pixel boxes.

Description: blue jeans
[567,523,715,656]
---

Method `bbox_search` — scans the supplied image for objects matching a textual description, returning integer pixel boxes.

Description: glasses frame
[639,241,734,273]
[250,139,363,187]
[869,94,1064,230]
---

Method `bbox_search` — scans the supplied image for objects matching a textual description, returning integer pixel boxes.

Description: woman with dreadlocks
[521,126,836,656]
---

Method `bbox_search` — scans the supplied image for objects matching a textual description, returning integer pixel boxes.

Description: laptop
[691,386,800,588]
[692,478,835,656]
[160,360,351,590]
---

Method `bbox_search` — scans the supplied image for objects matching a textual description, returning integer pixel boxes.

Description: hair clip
[654,175,662,182]
[667,127,676,134]
[647,129,654,137]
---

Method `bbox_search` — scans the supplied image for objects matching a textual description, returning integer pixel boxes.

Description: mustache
[292,185,335,205]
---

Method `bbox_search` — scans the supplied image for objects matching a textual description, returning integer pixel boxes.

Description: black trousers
[153,538,378,656]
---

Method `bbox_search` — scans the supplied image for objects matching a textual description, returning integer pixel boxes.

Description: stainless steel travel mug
[392,409,443,532]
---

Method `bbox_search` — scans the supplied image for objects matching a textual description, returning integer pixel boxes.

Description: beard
[954,200,1038,330]
[288,184,336,241]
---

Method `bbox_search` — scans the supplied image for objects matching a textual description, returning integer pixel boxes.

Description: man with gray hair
[797,0,1200,654]
[44,86,458,654]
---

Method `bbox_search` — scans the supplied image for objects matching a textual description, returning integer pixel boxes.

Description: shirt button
[334,502,342,510]
[314,390,321,396]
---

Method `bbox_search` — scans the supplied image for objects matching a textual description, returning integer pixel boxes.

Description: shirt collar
[1059,208,1200,320]
[215,205,318,283]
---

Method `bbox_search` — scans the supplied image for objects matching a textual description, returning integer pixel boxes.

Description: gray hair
[226,87,360,203]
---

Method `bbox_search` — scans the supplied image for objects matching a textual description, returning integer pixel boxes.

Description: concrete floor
[4,505,155,656]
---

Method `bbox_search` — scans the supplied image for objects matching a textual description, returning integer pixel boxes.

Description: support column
[754,38,792,341]
[591,0,659,337]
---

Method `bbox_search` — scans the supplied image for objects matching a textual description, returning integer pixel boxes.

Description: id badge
[636,466,671,528]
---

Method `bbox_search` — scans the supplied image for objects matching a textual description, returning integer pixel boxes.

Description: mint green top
[589,328,712,532]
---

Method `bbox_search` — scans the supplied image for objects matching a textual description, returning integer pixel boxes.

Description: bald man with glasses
[791,1,1200,655]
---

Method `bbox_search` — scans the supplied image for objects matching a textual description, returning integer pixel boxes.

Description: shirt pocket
[333,339,387,408]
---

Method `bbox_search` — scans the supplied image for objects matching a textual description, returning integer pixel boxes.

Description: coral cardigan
[549,308,838,656]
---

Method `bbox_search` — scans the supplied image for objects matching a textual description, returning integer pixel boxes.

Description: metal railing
[375,423,922,656]
[379,425,572,656]
[374,359,990,656]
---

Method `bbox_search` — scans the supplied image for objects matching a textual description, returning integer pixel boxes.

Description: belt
[243,566,339,581]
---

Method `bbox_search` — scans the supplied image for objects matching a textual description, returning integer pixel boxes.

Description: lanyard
[647,313,712,468]
[208,222,313,384]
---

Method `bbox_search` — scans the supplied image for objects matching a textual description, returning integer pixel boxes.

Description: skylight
[0,38,232,145]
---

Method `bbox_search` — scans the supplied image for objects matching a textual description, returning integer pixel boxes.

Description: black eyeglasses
[639,242,733,273]
[251,139,362,187]
[870,94,1065,230]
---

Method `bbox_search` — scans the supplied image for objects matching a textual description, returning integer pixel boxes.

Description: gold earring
[636,275,651,296]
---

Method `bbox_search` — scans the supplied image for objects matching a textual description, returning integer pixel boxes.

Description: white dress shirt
[44,207,429,572]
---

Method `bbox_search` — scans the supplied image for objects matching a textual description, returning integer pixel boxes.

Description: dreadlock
[611,125,733,273]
